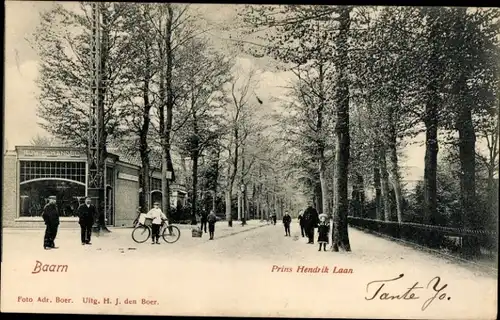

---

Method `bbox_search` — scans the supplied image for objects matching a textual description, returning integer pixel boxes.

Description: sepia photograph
[2,1,498,318]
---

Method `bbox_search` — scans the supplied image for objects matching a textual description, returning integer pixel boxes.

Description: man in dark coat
[298,212,305,237]
[42,196,60,250]
[303,204,319,244]
[77,196,97,245]
[282,211,292,236]
[200,208,208,233]
[271,211,277,225]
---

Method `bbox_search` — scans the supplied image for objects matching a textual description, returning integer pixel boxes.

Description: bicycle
[132,219,181,244]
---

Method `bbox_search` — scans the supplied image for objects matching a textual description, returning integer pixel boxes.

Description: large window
[19,161,86,217]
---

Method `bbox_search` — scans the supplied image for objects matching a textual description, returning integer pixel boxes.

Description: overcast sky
[5,1,475,181]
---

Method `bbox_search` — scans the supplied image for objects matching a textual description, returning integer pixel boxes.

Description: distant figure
[272,212,277,225]
[303,203,319,244]
[282,211,292,236]
[147,202,167,244]
[42,196,60,250]
[298,212,305,237]
[200,208,208,233]
[207,210,217,240]
[317,214,329,251]
[77,196,96,245]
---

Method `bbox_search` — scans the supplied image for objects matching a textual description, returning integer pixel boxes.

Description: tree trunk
[319,157,329,217]
[245,188,249,223]
[373,145,383,220]
[225,188,232,226]
[456,76,479,257]
[257,186,261,220]
[314,181,323,213]
[191,152,199,225]
[164,5,175,221]
[379,146,391,221]
[387,105,403,223]
[423,12,440,247]
[138,45,152,212]
[212,147,220,213]
[331,7,352,252]
[237,191,242,220]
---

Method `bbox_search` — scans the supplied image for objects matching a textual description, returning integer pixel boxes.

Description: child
[207,210,217,240]
[147,202,167,244]
[317,214,329,251]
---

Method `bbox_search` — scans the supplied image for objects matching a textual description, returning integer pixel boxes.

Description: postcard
[2,2,498,319]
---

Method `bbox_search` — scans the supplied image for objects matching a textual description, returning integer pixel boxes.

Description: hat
[48,196,57,200]
[319,213,328,220]
[153,201,160,205]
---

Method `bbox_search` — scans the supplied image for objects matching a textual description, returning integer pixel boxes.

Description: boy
[207,210,217,240]
[147,202,167,244]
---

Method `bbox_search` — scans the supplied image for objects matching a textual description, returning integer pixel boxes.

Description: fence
[347,216,498,259]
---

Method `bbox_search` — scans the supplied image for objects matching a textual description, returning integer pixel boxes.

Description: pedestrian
[147,202,167,244]
[272,212,277,225]
[303,203,319,244]
[77,196,96,245]
[207,210,217,240]
[200,208,208,233]
[42,196,60,250]
[282,211,292,236]
[317,214,329,251]
[298,211,305,237]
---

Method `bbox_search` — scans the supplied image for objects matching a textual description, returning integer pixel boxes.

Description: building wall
[3,151,18,227]
[114,163,140,227]
[3,147,187,228]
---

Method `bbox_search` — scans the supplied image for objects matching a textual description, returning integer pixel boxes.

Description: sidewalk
[1,220,269,257]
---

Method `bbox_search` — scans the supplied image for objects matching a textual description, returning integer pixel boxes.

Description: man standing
[200,208,208,233]
[77,196,97,245]
[42,196,60,250]
[298,211,305,237]
[303,204,319,244]
[282,211,292,236]
[207,210,217,240]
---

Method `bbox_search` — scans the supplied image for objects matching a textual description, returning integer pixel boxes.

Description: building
[2,146,187,228]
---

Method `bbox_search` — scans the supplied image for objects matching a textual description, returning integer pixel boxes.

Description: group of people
[276,202,331,252]
[198,209,218,240]
[42,196,97,250]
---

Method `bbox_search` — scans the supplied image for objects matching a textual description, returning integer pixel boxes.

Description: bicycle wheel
[162,225,180,244]
[132,225,151,243]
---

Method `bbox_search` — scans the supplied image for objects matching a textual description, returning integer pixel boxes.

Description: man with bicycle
[147,202,167,244]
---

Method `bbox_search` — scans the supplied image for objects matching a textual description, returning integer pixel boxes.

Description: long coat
[42,203,60,226]
[318,222,329,243]
[303,206,319,228]
[77,204,97,226]
[282,214,292,225]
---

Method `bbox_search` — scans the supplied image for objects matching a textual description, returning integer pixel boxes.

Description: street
[1,222,497,319]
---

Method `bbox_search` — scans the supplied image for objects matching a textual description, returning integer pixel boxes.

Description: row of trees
[31,2,303,226]
[31,4,499,257]
[238,6,499,255]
